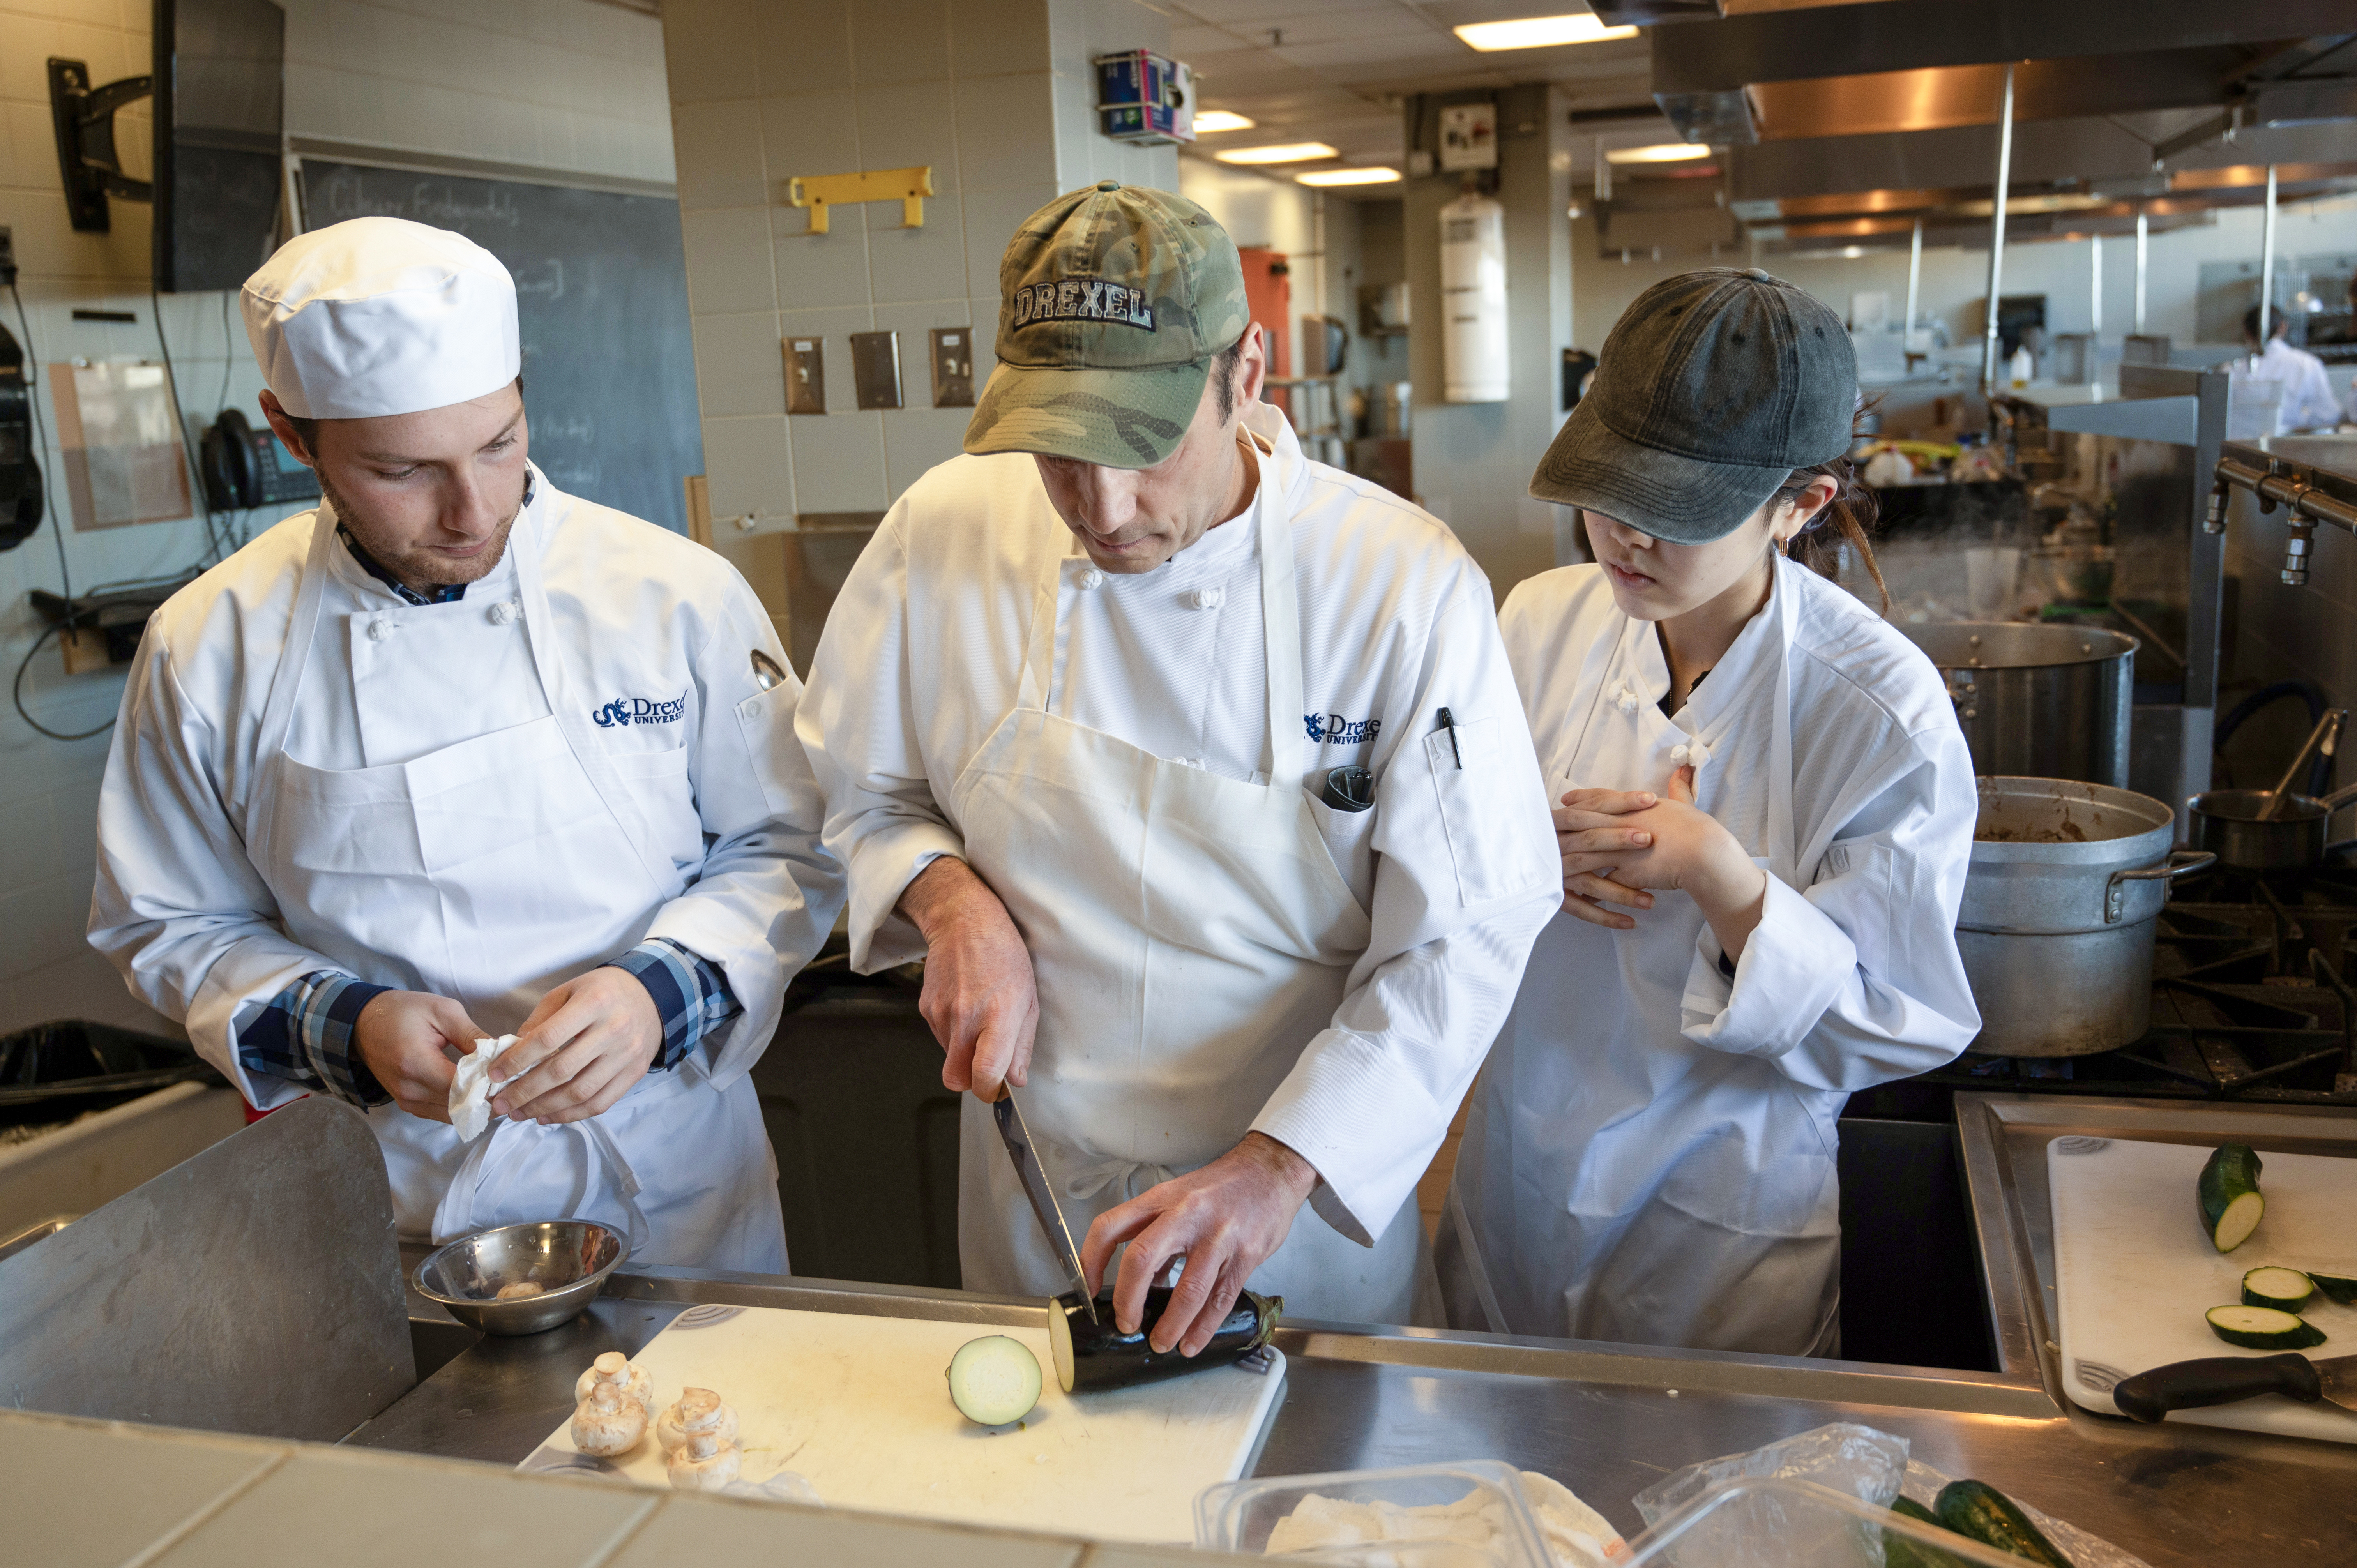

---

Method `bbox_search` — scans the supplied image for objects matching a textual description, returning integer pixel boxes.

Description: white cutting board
[2049,1135,2357,1443]
[518,1302,1286,1542]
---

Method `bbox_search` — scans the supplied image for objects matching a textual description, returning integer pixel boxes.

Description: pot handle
[2106,850,2216,923]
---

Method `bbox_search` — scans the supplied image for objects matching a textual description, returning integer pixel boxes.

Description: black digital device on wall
[0,323,42,553]
[200,407,317,510]
[153,0,286,291]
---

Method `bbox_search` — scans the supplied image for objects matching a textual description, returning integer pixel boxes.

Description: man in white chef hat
[796,183,1560,1351]
[90,216,844,1271]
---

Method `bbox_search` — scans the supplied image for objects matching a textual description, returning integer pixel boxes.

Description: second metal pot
[1957,777,2213,1056]
[1902,623,2137,789]
[2184,785,2357,874]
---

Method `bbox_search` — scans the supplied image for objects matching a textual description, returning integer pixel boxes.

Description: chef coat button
[489,600,519,625]
[367,617,390,641]
[1191,586,1224,610]
[1078,568,1106,590]
[1671,743,1689,763]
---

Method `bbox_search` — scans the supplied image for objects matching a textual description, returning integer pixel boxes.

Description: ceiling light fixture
[1192,111,1256,134]
[1455,14,1638,51]
[1604,143,1712,165]
[1298,167,1401,187]
[1215,141,1340,165]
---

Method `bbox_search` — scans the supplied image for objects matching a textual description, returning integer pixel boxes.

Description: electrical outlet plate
[783,336,826,415]
[850,330,903,410]
[929,327,975,408]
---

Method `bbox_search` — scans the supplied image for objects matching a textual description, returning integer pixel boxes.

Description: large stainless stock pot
[1903,623,2136,788]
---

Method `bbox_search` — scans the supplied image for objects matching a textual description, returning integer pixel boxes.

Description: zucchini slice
[2309,1271,2357,1306]
[2196,1144,2265,1252]
[945,1335,1042,1427]
[1885,1496,1976,1568]
[2204,1305,2327,1350]
[1933,1480,2074,1568]
[2240,1267,2316,1312]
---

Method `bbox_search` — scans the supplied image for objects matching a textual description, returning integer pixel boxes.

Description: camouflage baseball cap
[964,181,1248,469]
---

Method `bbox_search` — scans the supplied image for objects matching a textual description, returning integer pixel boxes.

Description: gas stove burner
[1859,862,2357,1116]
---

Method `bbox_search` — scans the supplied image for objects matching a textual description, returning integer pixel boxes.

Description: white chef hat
[241,217,521,420]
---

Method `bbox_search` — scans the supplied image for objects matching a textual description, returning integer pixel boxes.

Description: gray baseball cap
[1530,267,1857,544]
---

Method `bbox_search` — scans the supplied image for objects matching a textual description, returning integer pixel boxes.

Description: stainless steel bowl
[412,1220,627,1335]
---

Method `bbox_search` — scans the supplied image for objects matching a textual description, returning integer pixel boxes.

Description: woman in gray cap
[1441,268,1981,1356]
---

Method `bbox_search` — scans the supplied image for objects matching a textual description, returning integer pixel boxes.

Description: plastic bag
[1631,1423,1909,1529]
[1899,1459,2150,1568]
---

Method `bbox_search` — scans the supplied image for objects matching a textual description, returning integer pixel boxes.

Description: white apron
[1446,564,1843,1355]
[949,470,1431,1325]
[241,493,787,1273]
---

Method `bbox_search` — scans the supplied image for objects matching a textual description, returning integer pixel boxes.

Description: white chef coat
[1444,554,1981,1355]
[89,467,845,1267]
[2235,338,2343,433]
[795,404,1559,1291]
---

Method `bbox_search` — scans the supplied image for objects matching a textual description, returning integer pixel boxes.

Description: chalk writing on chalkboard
[300,160,700,533]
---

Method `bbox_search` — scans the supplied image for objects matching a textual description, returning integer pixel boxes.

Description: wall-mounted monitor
[154,0,285,292]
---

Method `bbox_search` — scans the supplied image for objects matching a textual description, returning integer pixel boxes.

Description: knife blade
[2112,1351,2357,1423]
[992,1089,1098,1324]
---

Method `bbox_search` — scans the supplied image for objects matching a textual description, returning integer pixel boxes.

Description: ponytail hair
[1774,419,1886,613]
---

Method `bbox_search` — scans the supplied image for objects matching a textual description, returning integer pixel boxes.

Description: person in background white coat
[796,183,1558,1355]
[2235,304,2342,434]
[89,218,844,1271]
[1442,268,1981,1357]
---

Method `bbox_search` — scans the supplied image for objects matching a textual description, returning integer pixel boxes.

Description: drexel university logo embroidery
[593,694,688,728]
[1009,277,1156,330]
[1305,712,1382,745]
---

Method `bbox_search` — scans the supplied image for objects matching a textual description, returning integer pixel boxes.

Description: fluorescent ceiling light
[1192,110,1256,134]
[1841,246,1867,259]
[1605,142,1712,165]
[1455,14,1638,51]
[1298,166,1401,187]
[1216,141,1339,165]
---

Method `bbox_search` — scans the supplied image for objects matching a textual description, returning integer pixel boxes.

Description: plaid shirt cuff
[608,939,741,1071]
[235,971,395,1108]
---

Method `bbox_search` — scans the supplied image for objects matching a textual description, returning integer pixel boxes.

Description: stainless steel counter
[352,1095,2357,1566]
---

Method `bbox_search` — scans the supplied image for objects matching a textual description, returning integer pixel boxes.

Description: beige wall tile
[949,0,1051,78]
[759,88,862,188]
[750,0,856,98]
[674,98,769,213]
[699,414,797,521]
[663,0,761,105]
[868,203,972,307]
[605,1490,1085,1568]
[785,409,889,512]
[952,72,1058,192]
[848,0,953,87]
[885,405,972,496]
[771,205,876,311]
[856,79,963,195]
[693,311,789,417]
[682,206,779,314]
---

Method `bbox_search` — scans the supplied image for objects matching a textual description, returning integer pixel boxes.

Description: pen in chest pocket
[1436,707,1462,768]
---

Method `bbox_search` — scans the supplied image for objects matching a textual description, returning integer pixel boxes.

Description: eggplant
[1046,1285,1281,1395]
[945,1335,1042,1426]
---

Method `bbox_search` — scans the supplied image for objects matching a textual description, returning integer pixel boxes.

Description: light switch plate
[850,330,903,410]
[929,327,975,408]
[783,336,826,414]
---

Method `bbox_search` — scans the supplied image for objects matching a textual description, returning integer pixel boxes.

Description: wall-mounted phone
[0,322,42,553]
[200,406,319,510]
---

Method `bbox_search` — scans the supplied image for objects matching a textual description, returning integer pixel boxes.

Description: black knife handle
[2112,1353,2322,1423]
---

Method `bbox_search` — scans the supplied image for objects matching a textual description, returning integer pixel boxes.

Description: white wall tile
[786,410,889,511]
[758,89,862,188]
[855,80,963,194]
[770,206,875,311]
[663,0,762,105]
[698,415,797,521]
[954,71,1057,191]
[673,99,768,213]
[680,206,779,314]
[691,311,788,417]
[848,0,952,87]
[867,198,970,305]
[750,0,855,99]
[883,406,969,498]
[949,0,1050,78]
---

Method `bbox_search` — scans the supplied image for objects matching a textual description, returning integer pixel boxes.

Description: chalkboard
[299,159,703,533]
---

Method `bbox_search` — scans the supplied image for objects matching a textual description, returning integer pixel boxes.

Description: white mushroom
[570,1379,647,1456]
[667,1425,742,1491]
[495,1282,546,1300]
[658,1386,740,1456]
[574,1350,656,1418]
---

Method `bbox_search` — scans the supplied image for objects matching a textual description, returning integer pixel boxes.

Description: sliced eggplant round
[945,1335,1042,1427]
[2240,1266,2316,1312]
[2197,1144,2265,1252]
[2204,1304,2326,1350]
[1047,1285,1282,1395]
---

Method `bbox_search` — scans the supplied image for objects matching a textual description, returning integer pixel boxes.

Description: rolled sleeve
[1680,876,1856,1058]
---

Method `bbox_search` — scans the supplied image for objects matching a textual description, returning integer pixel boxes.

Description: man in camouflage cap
[797,183,1556,1351]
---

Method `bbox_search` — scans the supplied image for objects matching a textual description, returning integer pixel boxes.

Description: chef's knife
[2113,1352,2357,1423]
[992,1088,1099,1324]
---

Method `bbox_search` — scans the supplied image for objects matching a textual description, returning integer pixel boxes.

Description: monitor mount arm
[49,57,154,234]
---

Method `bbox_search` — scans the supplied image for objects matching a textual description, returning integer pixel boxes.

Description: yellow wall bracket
[785,166,935,235]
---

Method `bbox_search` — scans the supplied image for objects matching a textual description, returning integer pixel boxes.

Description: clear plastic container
[1196,1460,1551,1567]
[1622,1477,2033,1568]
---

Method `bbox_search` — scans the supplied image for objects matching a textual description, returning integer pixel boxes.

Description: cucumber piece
[2196,1144,2265,1252]
[2204,1305,2328,1350]
[1933,1480,2074,1568]
[2240,1267,2316,1312]
[2310,1271,2357,1306]
[1885,1497,1977,1568]
[945,1335,1042,1427]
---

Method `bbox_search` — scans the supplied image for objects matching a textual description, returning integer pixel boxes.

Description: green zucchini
[2196,1144,2265,1252]
[2205,1304,2327,1350]
[1885,1496,1977,1568]
[2309,1271,2357,1306]
[1933,1480,2074,1568]
[2240,1266,2316,1312]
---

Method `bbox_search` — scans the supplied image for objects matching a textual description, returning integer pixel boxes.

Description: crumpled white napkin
[1265,1471,1625,1568]
[449,1035,514,1142]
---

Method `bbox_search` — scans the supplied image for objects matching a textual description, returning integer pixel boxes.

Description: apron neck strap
[253,501,344,766]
